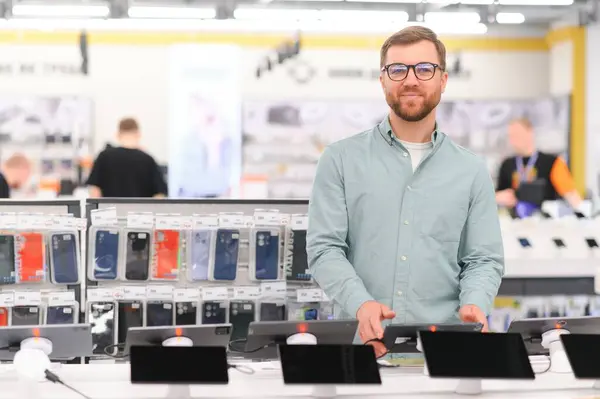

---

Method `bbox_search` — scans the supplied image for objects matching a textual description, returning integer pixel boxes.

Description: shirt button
[407,186,412,191]
[401,256,407,261]
[404,220,409,225]
[403,152,409,157]
[397,291,403,296]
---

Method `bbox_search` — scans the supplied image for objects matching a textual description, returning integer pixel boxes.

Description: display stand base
[541,329,572,373]
[455,379,482,395]
[311,385,337,398]
[593,380,600,390]
[18,378,43,399]
[166,385,191,399]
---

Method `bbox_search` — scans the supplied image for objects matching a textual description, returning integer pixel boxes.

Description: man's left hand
[459,305,489,332]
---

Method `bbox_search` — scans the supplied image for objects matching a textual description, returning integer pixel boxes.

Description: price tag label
[48,291,75,305]
[202,287,229,301]
[127,212,154,229]
[261,281,287,298]
[0,292,14,307]
[243,215,254,228]
[155,214,183,230]
[254,209,280,226]
[290,214,308,230]
[14,291,42,306]
[87,288,114,301]
[146,285,174,300]
[91,208,118,226]
[218,212,244,228]
[193,214,219,229]
[233,286,261,300]
[0,213,17,229]
[296,289,324,303]
[120,286,147,300]
[174,288,201,302]
[180,217,194,230]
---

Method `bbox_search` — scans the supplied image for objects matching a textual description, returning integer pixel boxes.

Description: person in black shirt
[0,154,32,199]
[495,118,582,211]
[86,118,167,198]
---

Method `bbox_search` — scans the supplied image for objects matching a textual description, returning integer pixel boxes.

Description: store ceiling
[1,0,597,28]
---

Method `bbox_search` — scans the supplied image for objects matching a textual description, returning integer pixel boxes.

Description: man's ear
[441,71,448,93]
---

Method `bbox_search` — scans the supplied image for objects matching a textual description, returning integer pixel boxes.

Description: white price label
[174,288,201,302]
[296,289,324,303]
[260,281,287,297]
[193,214,219,228]
[290,214,308,229]
[254,210,280,226]
[127,212,154,229]
[0,292,14,307]
[180,217,194,230]
[91,208,118,226]
[218,213,244,228]
[202,287,229,301]
[87,288,114,301]
[243,215,254,228]
[48,291,75,305]
[155,214,183,230]
[14,291,42,306]
[146,285,174,299]
[0,213,17,229]
[233,286,261,300]
[279,213,291,225]
[121,286,147,300]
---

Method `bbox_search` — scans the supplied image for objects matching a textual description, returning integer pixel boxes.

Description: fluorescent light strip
[458,0,494,4]
[496,12,525,24]
[234,8,409,22]
[498,0,573,5]
[424,11,480,25]
[12,4,110,18]
[128,6,216,19]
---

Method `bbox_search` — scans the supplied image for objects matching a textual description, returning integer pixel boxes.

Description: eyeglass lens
[387,63,436,81]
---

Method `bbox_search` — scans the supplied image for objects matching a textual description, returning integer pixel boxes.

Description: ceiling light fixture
[498,0,573,5]
[496,12,525,24]
[128,6,216,19]
[424,11,481,25]
[12,3,110,18]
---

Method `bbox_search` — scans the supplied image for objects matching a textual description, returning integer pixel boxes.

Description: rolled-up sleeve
[458,162,505,315]
[307,146,374,318]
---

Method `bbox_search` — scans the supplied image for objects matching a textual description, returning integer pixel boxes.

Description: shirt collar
[377,116,439,145]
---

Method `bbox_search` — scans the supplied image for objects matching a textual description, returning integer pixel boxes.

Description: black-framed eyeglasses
[381,62,442,82]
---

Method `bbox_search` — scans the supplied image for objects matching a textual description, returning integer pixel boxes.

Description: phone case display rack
[0,200,84,349]
[0,198,595,362]
[83,198,336,359]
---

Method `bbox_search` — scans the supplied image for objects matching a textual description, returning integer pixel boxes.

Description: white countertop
[0,363,598,398]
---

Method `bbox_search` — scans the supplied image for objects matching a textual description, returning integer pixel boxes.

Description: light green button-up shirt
[307,118,504,325]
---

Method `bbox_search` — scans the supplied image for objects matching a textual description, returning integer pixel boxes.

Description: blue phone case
[254,230,279,280]
[190,230,211,281]
[46,306,75,324]
[93,230,119,280]
[51,233,79,284]
[213,229,239,281]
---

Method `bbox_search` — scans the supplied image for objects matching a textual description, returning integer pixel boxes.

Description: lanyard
[515,151,538,183]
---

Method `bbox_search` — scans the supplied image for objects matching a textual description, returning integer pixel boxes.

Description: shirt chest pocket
[418,192,469,242]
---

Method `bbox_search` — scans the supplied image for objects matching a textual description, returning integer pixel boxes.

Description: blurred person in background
[307,26,503,358]
[495,118,583,212]
[0,153,31,198]
[86,117,167,198]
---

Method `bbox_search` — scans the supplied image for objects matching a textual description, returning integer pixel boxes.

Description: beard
[386,89,441,122]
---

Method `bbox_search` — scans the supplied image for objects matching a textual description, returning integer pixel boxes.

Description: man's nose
[403,67,420,85]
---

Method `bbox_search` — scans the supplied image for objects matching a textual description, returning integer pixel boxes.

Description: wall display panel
[243,96,570,198]
[0,96,94,193]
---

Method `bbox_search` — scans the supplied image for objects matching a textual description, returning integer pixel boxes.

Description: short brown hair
[380,26,447,71]
[118,117,139,134]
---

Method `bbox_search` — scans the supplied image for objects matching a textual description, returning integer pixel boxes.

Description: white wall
[586,24,600,193]
[0,43,550,164]
[549,41,573,96]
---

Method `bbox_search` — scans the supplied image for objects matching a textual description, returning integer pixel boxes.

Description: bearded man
[306,26,504,358]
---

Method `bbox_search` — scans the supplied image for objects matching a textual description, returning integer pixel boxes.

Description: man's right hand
[496,189,517,207]
[356,301,396,358]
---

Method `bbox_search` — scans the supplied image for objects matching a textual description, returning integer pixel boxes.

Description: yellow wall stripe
[546,26,586,196]
[0,29,548,51]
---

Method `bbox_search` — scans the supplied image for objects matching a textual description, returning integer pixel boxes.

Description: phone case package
[87,300,117,357]
[248,227,281,282]
[48,230,81,285]
[283,215,311,283]
[151,229,182,281]
[88,226,121,282]
[208,228,241,282]
[121,228,152,282]
[187,228,215,282]
[0,232,17,285]
[15,231,47,284]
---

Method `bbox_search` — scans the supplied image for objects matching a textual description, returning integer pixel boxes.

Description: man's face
[508,122,533,154]
[10,166,31,189]
[380,41,448,122]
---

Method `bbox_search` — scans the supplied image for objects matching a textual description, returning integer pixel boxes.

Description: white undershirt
[400,140,434,171]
